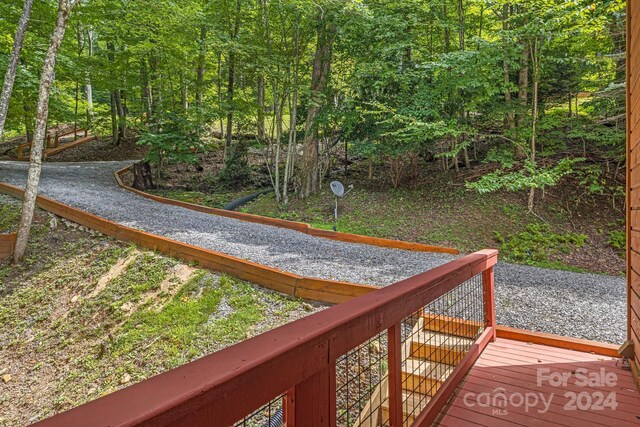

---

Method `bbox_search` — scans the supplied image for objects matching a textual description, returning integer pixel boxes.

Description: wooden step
[401,358,452,395]
[409,331,472,364]
[381,390,430,425]
[421,313,482,338]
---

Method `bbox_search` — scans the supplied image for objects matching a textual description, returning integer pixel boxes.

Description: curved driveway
[0,161,627,343]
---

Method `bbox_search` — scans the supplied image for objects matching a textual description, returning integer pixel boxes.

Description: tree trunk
[14,0,74,263]
[274,92,283,201]
[107,41,125,143]
[116,89,126,139]
[195,25,207,108]
[283,20,300,205]
[140,58,151,122]
[443,4,450,52]
[528,37,540,212]
[257,74,265,139]
[515,39,529,159]
[132,162,156,190]
[22,88,33,143]
[148,52,158,119]
[225,52,235,148]
[110,91,119,145]
[217,52,224,138]
[85,29,94,125]
[457,0,465,51]
[300,10,335,198]
[0,0,33,140]
[225,0,241,148]
[502,4,515,131]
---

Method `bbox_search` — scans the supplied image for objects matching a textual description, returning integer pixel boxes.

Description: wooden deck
[437,338,640,426]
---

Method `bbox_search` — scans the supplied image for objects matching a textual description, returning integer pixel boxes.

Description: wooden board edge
[631,358,640,391]
[495,325,620,357]
[0,232,16,259]
[114,166,460,256]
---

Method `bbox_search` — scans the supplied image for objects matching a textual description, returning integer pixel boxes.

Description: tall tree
[300,6,336,197]
[0,0,33,140]
[225,0,242,148]
[14,0,76,262]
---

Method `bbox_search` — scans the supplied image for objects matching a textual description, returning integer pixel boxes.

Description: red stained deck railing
[30,249,498,427]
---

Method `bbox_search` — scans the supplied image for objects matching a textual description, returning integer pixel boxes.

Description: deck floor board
[437,338,640,426]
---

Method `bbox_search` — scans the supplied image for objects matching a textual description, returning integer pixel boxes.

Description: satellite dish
[330,181,345,197]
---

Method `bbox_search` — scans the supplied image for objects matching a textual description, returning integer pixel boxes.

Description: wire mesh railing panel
[233,394,284,427]
[400,273,485,424]
[335,332,389,427]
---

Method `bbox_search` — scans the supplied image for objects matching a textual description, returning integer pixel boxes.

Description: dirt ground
[0,194,322,426]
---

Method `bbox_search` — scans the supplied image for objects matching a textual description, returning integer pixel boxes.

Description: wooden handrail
[16,129,93,160]
[30,249,497,427]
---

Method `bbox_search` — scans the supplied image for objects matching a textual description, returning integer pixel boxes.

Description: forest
[0,1,634,424]
[0,0,628,270]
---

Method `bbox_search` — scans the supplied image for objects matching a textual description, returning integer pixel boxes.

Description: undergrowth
[495,223,587,267]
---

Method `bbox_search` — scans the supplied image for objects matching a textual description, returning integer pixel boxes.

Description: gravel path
[0,161,627,343]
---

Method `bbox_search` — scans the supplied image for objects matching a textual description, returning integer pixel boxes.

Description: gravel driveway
[0,161,627,343]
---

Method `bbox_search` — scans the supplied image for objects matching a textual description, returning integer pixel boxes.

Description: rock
[71,295,79,303]
[302,303,314,312]
[49,216,58,230]
[0,368,7,375]
[2,374,11,383]
[120,373,131,384]
[120,302,134,311]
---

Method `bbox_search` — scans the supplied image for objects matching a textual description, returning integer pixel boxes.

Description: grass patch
[56,272,309,403]
[0,196,21,232]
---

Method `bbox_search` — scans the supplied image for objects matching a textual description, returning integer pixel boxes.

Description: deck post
[285,363,335,426]
[482,266,496,341]
[387,323,403,426]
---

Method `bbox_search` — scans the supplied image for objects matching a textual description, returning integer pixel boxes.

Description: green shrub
[218,143,252,190]
[607,229,625,251]
[495,223,587,263]
[0,203,21,233]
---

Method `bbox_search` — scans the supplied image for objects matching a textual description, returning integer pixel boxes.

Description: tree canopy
[0,0,627,207]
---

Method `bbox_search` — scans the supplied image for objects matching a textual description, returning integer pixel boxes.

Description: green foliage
[484,147,516,169]
[137,114,203,178]
[607,230,625,251]
[0,198,21,233]
[218,143,252,190]
[495,223,587,264]
[467,158,583,194]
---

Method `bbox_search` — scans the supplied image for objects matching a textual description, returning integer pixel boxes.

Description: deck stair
[17,128,96,160]
[354,313,481,426]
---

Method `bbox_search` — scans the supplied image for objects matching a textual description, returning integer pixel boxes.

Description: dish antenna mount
[330,180,353,231]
